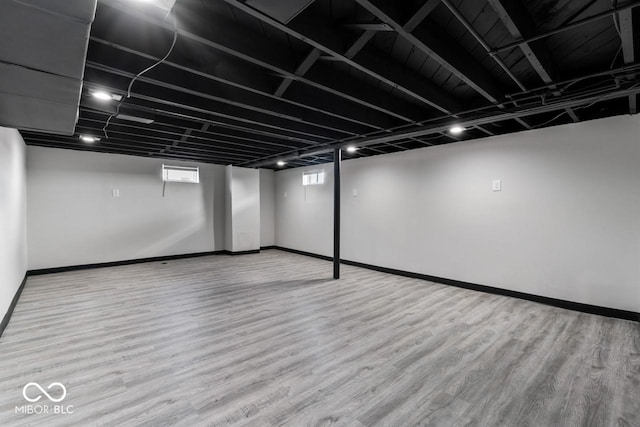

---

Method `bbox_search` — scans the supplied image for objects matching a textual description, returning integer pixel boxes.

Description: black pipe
[333,148,341,280]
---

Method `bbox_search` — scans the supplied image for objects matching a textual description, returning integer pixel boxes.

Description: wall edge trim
[0,273,28,339]
[222,250,261,256]
[27,251,225,276]
[269,246,640,322]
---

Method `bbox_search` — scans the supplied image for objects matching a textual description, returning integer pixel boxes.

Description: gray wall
[0,127,27,319]
[275,115,640,312]
[259,169,275,247]
[27,146,226,269]
[224,165,260,252]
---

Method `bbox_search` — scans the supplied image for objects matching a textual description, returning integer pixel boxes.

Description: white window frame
[302,169,325,186]
[162,164,200,183]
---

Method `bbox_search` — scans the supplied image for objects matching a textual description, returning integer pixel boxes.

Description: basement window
[302,169,325,186]
[162,164,199,183]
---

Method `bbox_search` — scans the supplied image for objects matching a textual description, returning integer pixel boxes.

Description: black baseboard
[0,273,28,339]
[28,251,224,276]
[260,246,277,251]
[272,246,640,322]
[221,249,261,256]
[272,246,333,262]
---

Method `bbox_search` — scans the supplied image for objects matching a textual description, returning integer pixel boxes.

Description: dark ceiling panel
[245,0,315,23]
[8,0,639,169]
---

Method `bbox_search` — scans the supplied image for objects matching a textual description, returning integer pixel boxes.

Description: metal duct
[0,0,97,135]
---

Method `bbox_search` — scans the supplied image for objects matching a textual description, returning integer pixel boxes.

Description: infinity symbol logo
[22,382,67,403]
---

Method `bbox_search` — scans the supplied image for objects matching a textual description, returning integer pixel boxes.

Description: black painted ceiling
[20,0,640,168]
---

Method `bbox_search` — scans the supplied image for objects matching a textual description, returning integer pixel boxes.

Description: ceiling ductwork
[0,0,96,135]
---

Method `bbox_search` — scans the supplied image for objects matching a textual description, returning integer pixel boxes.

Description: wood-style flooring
[0,250,638,426]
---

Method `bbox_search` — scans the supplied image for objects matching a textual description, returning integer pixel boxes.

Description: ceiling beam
[403,0,442,32]
[274,48,321,97]
[342,0,510,139]
[619,7,637,114]
[23,135,253,163]
[90,38,394,131]
[83,74,337,144]
[343,22,394,31]
[84,57,370,138]
[78,116,281,156]
[82,95,322,150]
[491,1,640,54]
[344,30,376,58]
[246,83,640,167]
[79,107,304,150]
[436,0,531,131]
[98,0,427,124]
[274,26,383,99]
[76,124,271,158]
[223,0,463,114]
[474,125,495,136]
[486,0,579,122]
[269,15,441,147]
[353,0,505,104]
[225,0,471,148]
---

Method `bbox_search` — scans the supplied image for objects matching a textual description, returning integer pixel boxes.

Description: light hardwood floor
[0,250,638,426]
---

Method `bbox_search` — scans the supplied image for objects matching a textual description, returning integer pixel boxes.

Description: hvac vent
[162,164,199,183]
[245,0,315,23]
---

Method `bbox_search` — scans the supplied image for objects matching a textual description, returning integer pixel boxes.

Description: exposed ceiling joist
[84,59,368,138]
[618,7,637,114]
[486,0,580,122]
[247,84,640,167]
[13,0,635,168]
[99,0,426,124]
[343,22,394,31]
[354,0,505,104]
[274,48,321,97]
[89,38,393,131]
[223,0,463,114]
[491,0,640,54]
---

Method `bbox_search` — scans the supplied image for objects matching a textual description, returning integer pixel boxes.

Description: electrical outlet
[492,180,501,192]
[352,188,358,197]
[112,188,120,198]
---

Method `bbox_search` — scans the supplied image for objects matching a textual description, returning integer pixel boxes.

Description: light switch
[492,180,501,192]
[284,191,288,198]
[352,188,358,197]
[112,188,120,198]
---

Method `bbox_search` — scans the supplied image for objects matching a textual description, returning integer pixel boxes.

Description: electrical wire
[530,110,569,129]
[127,13,178,99]
[531,81,639,129]
[102,11,178,140]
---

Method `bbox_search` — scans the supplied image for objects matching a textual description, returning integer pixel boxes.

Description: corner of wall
[0,127,28,333]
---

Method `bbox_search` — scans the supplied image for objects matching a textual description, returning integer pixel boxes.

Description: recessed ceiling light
[92,91,122,102]
[277,161,286,167]
[92,91,113,101]
[80,135,99,143]
[346,145,358,153]
[449,125,465,135]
